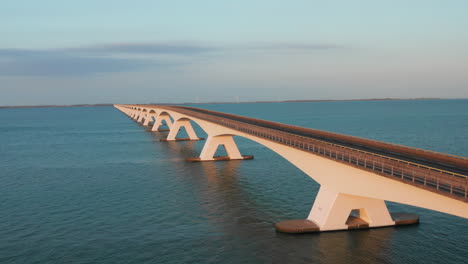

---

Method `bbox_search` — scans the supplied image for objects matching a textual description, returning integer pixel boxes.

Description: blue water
[0,100,467,263]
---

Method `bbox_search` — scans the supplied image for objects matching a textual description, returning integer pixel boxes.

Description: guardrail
[123,105,468,202]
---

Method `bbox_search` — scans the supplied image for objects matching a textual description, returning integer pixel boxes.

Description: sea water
[0,99,467,263]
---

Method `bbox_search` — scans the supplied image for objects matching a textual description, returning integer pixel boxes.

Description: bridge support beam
[162,119,203,141]
[151,114,173,132]
[188,135,253,161]
[276,187,418,233]
[137,113,146,123]
[308,187,395,230]
[143,115,155,126]
[133,112,140,120]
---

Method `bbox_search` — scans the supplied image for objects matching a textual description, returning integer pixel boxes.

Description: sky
[1,0,467,105]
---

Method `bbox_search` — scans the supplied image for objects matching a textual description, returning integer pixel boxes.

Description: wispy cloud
[64,43,217,55]
[0,55,158,76]
[63,42,342,54]
[242,43,344,51]
[0,41,346,76]
[0,48,65,58]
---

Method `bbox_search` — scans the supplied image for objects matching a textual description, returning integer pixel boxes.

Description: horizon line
[1,97,466,109]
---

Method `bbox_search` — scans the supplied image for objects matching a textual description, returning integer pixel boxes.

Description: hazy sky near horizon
[1,0,467,105]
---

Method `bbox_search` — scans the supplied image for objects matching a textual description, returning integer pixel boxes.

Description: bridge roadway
[174,106,468,175]
[141,104,468,202]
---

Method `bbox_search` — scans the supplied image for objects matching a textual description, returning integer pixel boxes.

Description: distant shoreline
[0,104,114,109]
[182,97,446,105]
[0,98,462,109]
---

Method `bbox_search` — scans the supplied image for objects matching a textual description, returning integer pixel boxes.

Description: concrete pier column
[133,111,140,120]
[151,113,173,131]
[274,187,416,233]
[137,113,145,122]
[187,135,253,161]
[164,119,203,141]
[308,187,395,231]
[143,115,154,126]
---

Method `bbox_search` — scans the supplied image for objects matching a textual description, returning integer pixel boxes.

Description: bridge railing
[125,105,468,201]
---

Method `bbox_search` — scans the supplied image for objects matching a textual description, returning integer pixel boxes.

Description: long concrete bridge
[114,104,468,233]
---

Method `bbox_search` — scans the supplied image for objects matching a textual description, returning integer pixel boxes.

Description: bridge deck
[175,106,468,173]
[128,104,468,202]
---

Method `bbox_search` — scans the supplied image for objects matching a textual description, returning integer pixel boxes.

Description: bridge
[114,104,468,233]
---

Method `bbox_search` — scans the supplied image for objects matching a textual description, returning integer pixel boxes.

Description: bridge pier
[188,135,253,161]
[143,115,155,126]
[151,113,173,132]
[162,119,203,141]
[133,111,140,120]
[308,187,395,230]
[137,113,146,123]
[276,187,419,233]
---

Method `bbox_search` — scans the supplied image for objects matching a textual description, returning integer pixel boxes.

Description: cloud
[64,43,217,55]
[244,43,344,51]
[0,56,158,76]
[0,42,345,76]
[0,47,183,77]
[62,42,341,55]
[0,48,64,58]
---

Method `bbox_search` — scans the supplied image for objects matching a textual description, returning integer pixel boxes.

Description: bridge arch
[137,109,148,122]
[170,117,207,133]
[156,110,347,172]
[158,111,175,123]
[148,110,175,131]
[160,113,206,141]
[145,109,158,122]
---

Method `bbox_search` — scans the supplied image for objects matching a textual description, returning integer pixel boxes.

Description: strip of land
[0,104,113,109]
